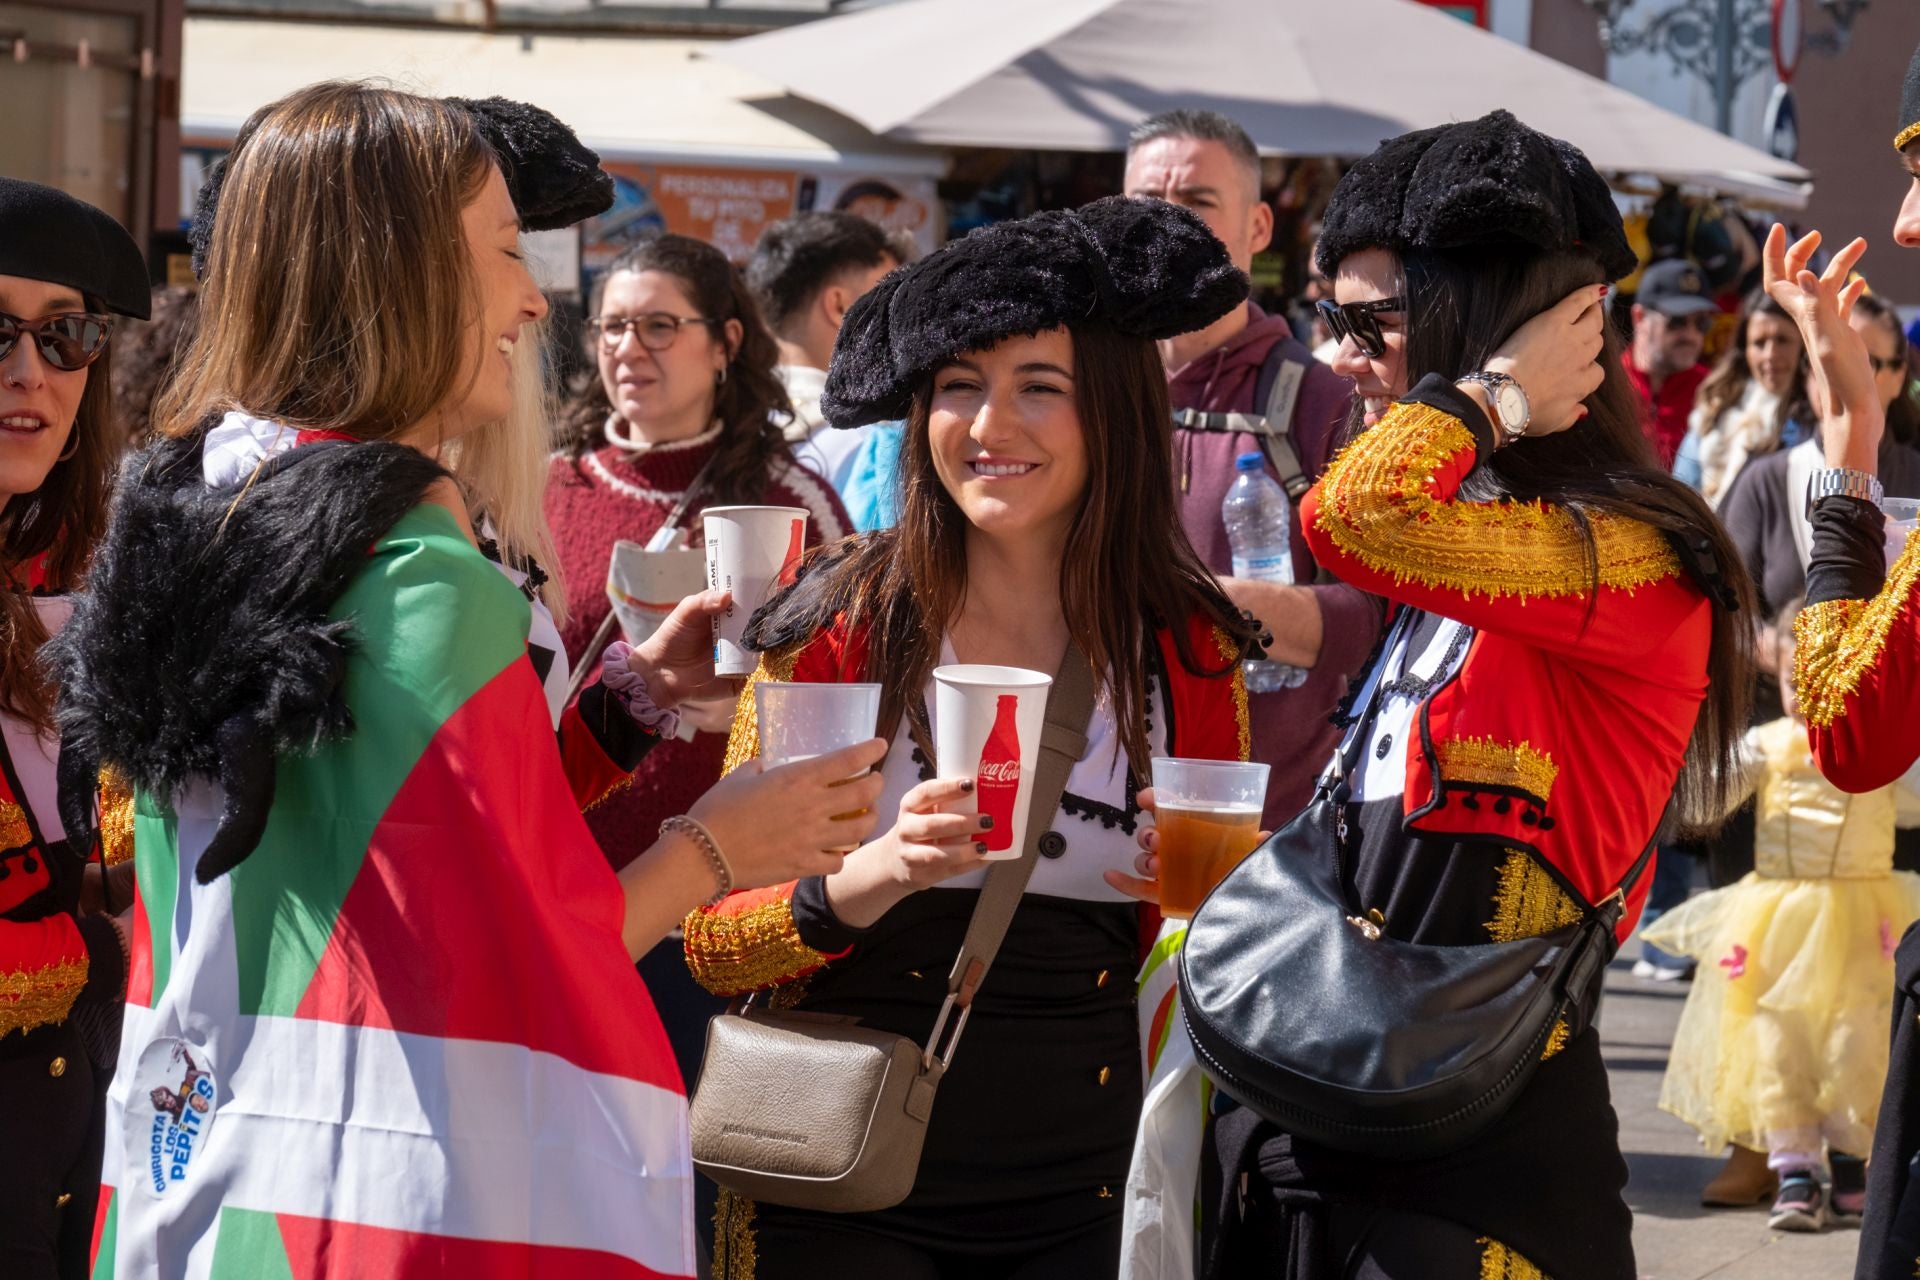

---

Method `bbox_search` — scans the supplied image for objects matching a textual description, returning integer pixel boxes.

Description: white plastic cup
[1884,497,1920,569]
[931,665,1053,861]
[703,506,808,676]
[755,682,882,770]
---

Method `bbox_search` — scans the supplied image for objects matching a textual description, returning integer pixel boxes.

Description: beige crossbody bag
[688,642,1095,1212]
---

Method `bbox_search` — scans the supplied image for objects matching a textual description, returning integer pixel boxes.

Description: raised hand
[1762,224,1883,473]
[1480,284,1609,438]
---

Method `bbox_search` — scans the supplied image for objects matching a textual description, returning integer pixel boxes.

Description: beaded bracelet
[662,814,733,906]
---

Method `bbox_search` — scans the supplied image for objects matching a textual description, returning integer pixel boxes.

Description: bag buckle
[923,957,986,1072]
[1345,908,1386,941]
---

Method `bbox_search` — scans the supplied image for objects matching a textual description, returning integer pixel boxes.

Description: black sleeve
[572,680,662,773]
[1806,496,1887,607]
[790,874,873,955]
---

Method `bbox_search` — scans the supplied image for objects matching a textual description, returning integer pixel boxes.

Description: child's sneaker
[1830,1152,1867,1227]
[1769,1169,1828,1232]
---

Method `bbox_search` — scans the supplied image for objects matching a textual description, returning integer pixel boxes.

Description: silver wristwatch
[1803,467,1884,518]
[1455,372,1531,444]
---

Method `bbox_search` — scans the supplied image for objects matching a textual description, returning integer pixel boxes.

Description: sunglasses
[1316,296,1405,359]
[1661,311,1715,334]
[0,312,112,373]
[588,312,717,352]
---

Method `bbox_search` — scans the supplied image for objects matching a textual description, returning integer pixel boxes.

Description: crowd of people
[10,34,1920,1280]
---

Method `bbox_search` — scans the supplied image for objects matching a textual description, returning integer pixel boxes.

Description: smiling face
[1744,310,1803,398]
[927,328,1089,547]
[594,268,737,444]
[0,274,93,499]
[442,165,548,440]
[1328,248,1410,427]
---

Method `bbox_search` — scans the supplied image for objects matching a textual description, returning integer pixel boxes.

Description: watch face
[1494,383,1527,430]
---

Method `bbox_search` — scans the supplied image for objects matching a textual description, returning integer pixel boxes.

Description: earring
[717,365,730,387]
[55,432,79,462]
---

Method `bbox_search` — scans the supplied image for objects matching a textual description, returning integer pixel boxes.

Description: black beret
[0,178,149,319]
[1315,110,1637,284]
[188,95,613,277]
[1899,41,1920,152]
[821,196,1248,428]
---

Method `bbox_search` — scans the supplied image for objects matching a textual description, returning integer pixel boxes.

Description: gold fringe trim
[1794,530,1920,729]
[0,798,31,851]
[1314,402,1680,601]
[1477,1237,1550,1280]
[722,643,805,777]
[712,1187,758,1280]
[1540,1018,1570,1061]
[0,957,87,1038]
[1212,625,1252,762]
[99,769,136,867]
[1897,120,1920,153]
[1485,849,1582,944]
[683,895,831,997]
[1438,736,1559,803]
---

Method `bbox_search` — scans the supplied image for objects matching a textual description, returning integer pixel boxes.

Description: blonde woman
[48,83,884,1276]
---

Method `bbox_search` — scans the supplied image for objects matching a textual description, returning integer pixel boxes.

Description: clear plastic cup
[1151,757,1272,919]
[754,682,882,770]
[1884,497,1920,569]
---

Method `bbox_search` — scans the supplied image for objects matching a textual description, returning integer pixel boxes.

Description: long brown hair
[1693,292,1809,438]
[1399,245,1754,830]
[153,82,494,442]
[769,323,1252,771]
[5,337,118,732]
[558,235,793,506]
[1852,292,1920,446]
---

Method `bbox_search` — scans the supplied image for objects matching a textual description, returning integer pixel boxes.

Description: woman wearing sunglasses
[0,177,148,1278]
[547,235,852,876]
[1182,112,1753,1279]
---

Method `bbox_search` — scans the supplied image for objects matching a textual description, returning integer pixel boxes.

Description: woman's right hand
[825,776,993,930]
[689,737,889,892]
[1762,224,1883,473]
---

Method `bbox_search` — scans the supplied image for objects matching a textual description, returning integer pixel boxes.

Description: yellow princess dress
[1644,717,1920,1158]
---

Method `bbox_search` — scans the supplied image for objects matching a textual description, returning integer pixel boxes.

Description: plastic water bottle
[1221,452,1308,691]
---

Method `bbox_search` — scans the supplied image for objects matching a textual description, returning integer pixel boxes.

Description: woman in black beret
[683,196,1259,1278]
[1182,111,1754,1278]
[0,176,147,1278]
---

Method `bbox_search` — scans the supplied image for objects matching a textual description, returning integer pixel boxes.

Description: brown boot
[1702,1145,1777,1207]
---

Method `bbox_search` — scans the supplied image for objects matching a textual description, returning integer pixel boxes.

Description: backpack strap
[1169,342,1313,501]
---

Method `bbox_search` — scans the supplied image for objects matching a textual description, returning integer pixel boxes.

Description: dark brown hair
[775,323,1253,771]
[1851,292,1920,446]
[1694,291,1810,438]
[1398,245,1755,832]
[559,235,794,506]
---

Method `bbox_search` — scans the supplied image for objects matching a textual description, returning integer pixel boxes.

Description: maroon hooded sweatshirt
[1170,303,1384,825]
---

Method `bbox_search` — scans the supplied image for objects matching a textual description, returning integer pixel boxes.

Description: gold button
[1096,1186,1113,1199]
[55,1193,71,1208]
[1095,969,1110,988]
[48,1056,66,1078]
[1098,1065,1112,1086]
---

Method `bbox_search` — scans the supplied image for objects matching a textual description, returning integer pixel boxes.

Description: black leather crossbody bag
[1178,613,1654,1160]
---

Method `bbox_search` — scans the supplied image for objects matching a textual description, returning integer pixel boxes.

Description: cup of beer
[754,682,882,769]
[1150,758,1271,919]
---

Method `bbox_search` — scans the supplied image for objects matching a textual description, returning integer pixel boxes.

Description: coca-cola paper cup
[703,506,808,677]
[932,664,1053,862]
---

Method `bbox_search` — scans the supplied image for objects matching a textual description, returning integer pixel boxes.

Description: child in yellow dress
[1645,603,1920,1233]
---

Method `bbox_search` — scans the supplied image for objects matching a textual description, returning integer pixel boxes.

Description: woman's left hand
[1103,786,1163,905]
[629,589,736,710]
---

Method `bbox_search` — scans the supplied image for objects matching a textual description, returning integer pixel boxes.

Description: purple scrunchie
[600,640,681,738]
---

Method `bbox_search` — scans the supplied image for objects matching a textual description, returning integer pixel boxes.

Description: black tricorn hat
[188,95,614,277]
[1315,110,1637,284]
[0,178,150,319]
[821,196,1248,428]
[1898,41,1920,152]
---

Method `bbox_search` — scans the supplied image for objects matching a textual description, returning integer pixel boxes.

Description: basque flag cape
[67,445,693,1277]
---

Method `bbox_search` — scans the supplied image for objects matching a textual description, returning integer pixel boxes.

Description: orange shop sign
[585,163,797,268]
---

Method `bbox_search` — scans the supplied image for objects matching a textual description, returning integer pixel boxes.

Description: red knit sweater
[544,424,851,870]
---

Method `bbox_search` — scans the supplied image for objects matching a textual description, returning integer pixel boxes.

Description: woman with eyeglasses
[0,178,147,1277]
[547,235,852,876]
[1673,293,1812,509]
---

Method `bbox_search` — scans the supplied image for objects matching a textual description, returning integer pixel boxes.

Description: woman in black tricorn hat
[0,176,148,1278]
[1178,111,1755,1278]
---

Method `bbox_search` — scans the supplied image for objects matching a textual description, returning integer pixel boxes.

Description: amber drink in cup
[1152,758,1270,919]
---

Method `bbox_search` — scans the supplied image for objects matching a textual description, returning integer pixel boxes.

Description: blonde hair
[155,81,493,441]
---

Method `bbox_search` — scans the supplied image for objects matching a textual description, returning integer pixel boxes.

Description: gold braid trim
[1314,402,1680,600]
[713,1188,758,1280]
[1794,530,1920,729]
[0,956,87,1038]
[0,799,31,851]
[1438,736,1559,803]
[722,643,805,777]
[1211,625,1252,762]
[1897,120,1920,153]
[1540,1018,1570,1062]
[1477,1237,1550,1280]
[1485,849,1582,943]
[99,769,136,867]
[683,896,831,996]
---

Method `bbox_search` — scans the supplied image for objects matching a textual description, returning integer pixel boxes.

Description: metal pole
[1716,0,1735,134]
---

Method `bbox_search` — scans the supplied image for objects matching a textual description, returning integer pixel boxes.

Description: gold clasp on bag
[1346,908,1386,941]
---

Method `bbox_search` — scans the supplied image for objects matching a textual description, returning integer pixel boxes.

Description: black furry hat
[1899,42,1920,152]
[1315,110,1636,284]
[821,196,1248,428]
[188,96,613,277]
[0,178,150,319]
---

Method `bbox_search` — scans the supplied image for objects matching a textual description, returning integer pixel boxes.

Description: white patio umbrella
[712,0,1811,203]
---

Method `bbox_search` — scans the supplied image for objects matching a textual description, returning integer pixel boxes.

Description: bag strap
[921,640,1095,1072]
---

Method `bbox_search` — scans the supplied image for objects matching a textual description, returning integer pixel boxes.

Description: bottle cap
[1235,452,1265,473]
